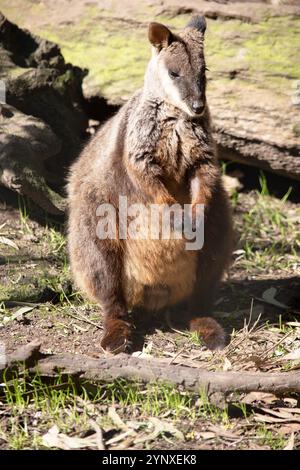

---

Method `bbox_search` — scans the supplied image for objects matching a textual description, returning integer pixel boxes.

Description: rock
[0,103,65,215]
[0,11,88,169]
[0,11,89,213]
[6,67,87,177]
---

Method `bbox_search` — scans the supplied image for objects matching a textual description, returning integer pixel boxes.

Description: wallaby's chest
[120,110,205,310]
[155,118,199,178]
[154,118,200,202]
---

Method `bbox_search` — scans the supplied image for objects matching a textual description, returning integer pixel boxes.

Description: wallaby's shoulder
[86,89,144,156]
[68,90,144,185]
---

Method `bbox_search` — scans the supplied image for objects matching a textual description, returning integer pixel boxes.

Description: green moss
[53,69,76,93]
[206,16,300,86]
[244,16,300,78]
[40,18,148,101]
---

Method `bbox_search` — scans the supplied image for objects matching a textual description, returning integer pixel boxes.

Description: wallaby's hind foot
[101,318,133,354]
[189,317,226,350]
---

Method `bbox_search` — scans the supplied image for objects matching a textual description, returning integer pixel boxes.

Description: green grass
[17,195,31,234]
[0,265,72,305]
[0,371,92,449]
[0,369,231,449]
[0,223,72,305]
[46,228,66,257]
[256,425,287,450]
[104,380,195,419]
[234,173,300,274]
[187,331,203,347]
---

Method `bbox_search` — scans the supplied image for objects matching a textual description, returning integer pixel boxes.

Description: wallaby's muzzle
[191,100,205,115]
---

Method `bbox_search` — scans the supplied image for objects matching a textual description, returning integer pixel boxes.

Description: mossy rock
[0,11,89,214]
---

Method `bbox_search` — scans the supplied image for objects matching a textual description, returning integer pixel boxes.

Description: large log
[2,341,300,396]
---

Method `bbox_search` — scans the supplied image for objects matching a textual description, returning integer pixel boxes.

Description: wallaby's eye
[168,70,180,79]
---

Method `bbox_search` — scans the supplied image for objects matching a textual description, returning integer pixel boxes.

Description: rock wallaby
[67,15,233,353]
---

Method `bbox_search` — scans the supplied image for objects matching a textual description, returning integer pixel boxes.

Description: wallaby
[67,15,233,353]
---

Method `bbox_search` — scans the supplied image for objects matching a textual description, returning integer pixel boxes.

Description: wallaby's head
[146,15,207,117]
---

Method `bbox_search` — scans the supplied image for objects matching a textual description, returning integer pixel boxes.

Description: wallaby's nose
[192,101,204,115]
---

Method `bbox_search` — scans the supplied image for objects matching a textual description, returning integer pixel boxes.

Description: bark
[1,341,300,396]
[215,133,300,181]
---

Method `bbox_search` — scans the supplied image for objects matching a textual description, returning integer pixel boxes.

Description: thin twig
[64,311,103,330]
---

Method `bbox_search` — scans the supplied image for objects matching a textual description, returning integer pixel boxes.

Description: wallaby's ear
[148,22,174,51]
[186,15,206,35]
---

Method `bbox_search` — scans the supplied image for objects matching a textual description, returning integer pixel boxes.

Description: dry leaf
[278,423,300,435]
[233,249,245,256]
[283,433,294,450]
[88,420,105,450]
[261,287,289,309]
[149,417,184,441]
[14,306,35,316]
[198,432,215,440]
[131,351,153,359]
[223,357,232,371]
[277,408,300,415]
[222,175,242,196]
[260,407,299,419]
[281,349,300,361]
[42,425,104,450]
[206,425,239,440]
[254,415,289,424]
[283,398,298,407]
[134,417,184,444]
[242,392,277,405]
[3,306,35,324]
[254,408,300,424]
[106,430,136,446]
[0,236,19,250]
[143,341,153,354]
[108,407,127,430]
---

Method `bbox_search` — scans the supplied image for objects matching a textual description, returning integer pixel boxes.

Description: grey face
[148,18,207,117]
[162,34,206,116]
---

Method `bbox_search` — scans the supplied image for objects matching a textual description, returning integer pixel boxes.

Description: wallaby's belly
[122,238,198,310]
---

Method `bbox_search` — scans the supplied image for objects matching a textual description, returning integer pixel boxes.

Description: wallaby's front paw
[190,317,226,351]
[101,319,132,354]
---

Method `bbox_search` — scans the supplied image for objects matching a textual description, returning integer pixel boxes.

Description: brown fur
[67,16,233,353]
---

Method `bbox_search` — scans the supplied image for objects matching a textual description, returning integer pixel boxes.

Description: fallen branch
[4,340,42,369]
[1,342,300,396]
